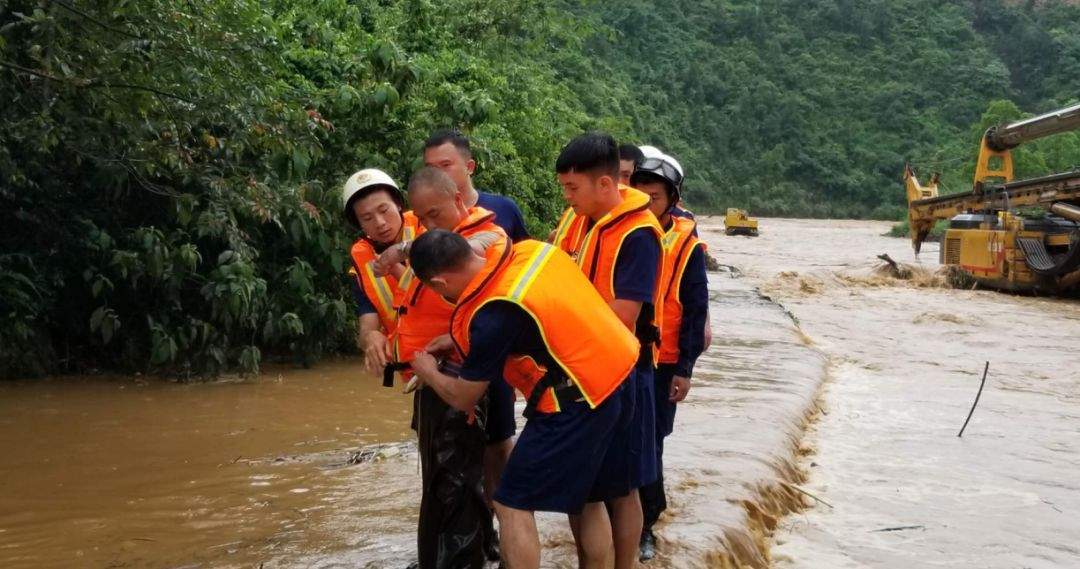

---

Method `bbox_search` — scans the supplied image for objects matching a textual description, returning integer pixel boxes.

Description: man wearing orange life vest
[341,169,420,378]
[375,167,508,569]
[422,130,529,531]
[550,133,663,569]
[407,229,637,569]
[630,153,709,561]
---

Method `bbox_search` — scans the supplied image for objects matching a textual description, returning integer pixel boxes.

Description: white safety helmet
[341,168,404,229]
[630,153,684,209]
[662,153,684,178]
[639,145,664,160]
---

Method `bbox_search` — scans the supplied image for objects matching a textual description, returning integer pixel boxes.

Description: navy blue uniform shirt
[476,191,529,242]
[675,245,709,377]
[459,301,553,385]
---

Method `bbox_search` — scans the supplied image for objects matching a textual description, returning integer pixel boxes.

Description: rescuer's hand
[425,334,455,357]
[373,244,406,277]
[363,330,389,374]
[411,351,439,382]
[670,375,691,402]
[704,321,713,348]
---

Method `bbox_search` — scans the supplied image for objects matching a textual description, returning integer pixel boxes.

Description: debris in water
[780,480,834,509]
[869,525,925,533]
[877,253,911,279]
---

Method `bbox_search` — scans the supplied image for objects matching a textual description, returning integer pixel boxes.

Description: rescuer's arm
[672,245,709,402]
[609,299,643,332]
[411,352,489,412]
[610,228,661,333]
[359,314,390,375]
[352,276,390,374]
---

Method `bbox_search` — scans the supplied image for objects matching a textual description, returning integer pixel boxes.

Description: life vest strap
[382,362,410,387]
[523,368,582,418]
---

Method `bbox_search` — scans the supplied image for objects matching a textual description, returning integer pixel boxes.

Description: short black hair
[409,229,473,282]
[555,132,620,178]
[424,129,472,159]
[618,143,644,166]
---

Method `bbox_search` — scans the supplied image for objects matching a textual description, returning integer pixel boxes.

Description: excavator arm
[905,102,1080,255]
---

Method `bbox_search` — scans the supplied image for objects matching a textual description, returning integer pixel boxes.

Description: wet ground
[2,217,1075,568]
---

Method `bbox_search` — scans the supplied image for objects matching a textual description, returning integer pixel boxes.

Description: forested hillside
[2,0,1078,377]
[582,0,1080,218]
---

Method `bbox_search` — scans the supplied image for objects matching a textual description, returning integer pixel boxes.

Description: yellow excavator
[724,208,759,236]
[904,102,1080,293]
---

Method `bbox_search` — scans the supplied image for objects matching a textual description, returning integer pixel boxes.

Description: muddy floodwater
[2,217,1077,568]
[703,218,1079,568]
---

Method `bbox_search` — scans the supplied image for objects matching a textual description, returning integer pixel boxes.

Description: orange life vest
[657,216,704,364]
[392,207,507,365]
[551,186,664,357]
[451,240,638,414]
[348,211,421,335]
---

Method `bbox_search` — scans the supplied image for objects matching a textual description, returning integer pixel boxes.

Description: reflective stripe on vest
[348,212,422,335]
[658,216,702,364]
[451,240,638,414]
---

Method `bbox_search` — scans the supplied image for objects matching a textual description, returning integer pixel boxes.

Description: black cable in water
[957,361,990,438]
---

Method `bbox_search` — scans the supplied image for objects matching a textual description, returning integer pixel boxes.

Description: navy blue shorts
[485,378,517,444]
[631,363,659,489]
[588,375,638,502]
[493,385,623,515]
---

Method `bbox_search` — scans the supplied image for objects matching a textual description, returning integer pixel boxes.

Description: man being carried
[550,133,664,569]
[630,154,709,561]
[423,129,529,552]
[408,229,638,569]
[376,167,508,569]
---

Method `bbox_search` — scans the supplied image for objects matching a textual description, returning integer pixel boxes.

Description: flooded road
[700,217,1080,568]
[4,216,1073,568]
[0,237,826,568]
[0,362,417,568]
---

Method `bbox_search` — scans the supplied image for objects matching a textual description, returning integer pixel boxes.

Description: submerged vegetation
[2,0,1079,377]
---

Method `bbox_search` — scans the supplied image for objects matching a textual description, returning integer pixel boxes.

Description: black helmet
[630,155,684,208]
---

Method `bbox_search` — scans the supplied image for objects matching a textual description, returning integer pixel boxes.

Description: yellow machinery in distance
[905,102,1080,293]
[724,208,759,236]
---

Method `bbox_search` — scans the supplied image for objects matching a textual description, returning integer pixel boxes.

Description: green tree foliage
[2,0,1079,378]
[0,0,606,378]
[580,0,1080,218]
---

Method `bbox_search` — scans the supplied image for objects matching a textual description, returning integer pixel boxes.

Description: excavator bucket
[903,164,939,255]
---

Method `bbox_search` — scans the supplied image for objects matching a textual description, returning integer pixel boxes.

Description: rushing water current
[2,217,1074,568]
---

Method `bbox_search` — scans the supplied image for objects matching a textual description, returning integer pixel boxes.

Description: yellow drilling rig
[905,102,1080,293]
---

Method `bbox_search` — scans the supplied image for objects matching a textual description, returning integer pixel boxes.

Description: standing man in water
[373,167,508,569]
[408,229,639,569]
[551,132,664,569]
[630,154,709,561]
[422,129,529,556]
[341,168,420,376]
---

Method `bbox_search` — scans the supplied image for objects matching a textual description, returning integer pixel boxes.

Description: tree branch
[0,60,195,103]
[54,0,143,40]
